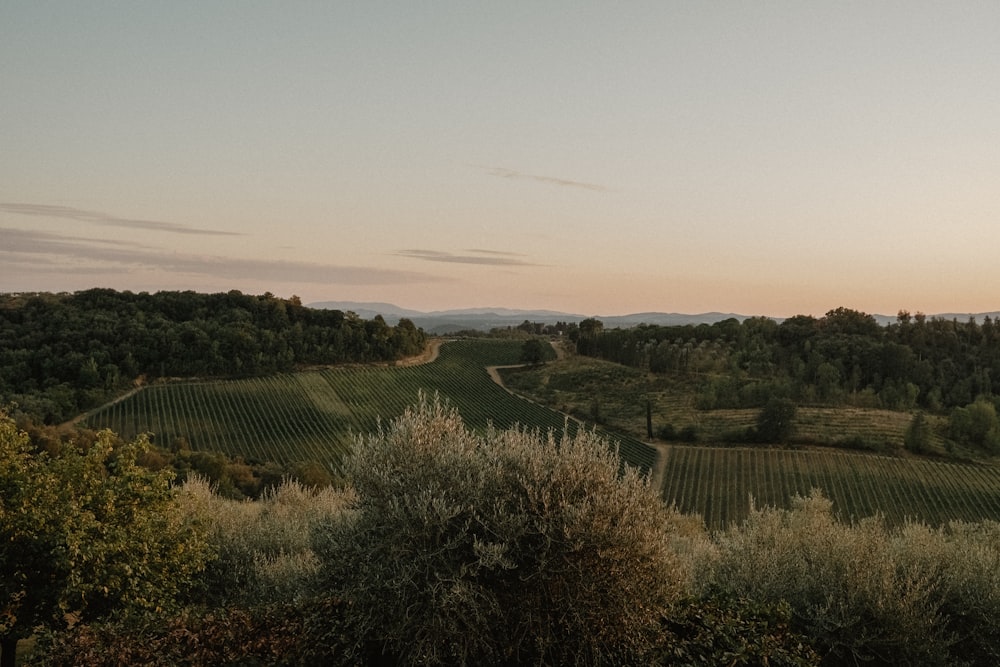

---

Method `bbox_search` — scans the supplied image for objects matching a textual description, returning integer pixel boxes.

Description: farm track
[487,340,668,487]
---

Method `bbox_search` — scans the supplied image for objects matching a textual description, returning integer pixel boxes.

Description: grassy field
[84,339,656,476]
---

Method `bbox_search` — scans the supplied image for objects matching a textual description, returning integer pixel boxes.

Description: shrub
[34,602,331,667]
[948,398,1000,453]
[903,411,932,454]
[312,395,689,666]
[178,476,353,607]
[707,490,1000,666]
[654,594,820,666]
[754,397,797,443]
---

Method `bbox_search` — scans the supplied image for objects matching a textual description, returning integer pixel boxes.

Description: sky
[2,2,999,318]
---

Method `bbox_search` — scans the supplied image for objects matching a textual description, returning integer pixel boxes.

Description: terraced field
[84,339,656,476]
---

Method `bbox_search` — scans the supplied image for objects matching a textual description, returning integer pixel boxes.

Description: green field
[501,350,1000,529]
[84,339,656,475]
[83,339,1000,529]
[662,444,1000,530]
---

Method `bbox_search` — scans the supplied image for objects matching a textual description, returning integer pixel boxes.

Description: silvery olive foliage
[708,490,1000,666]
[178,475,353,607]
[312,395,690,666]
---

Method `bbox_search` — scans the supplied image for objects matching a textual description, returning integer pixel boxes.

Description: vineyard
[81,338,1000,529]
[501,352,1000,529]
[84,339,656,476]
[661,444,1000,530]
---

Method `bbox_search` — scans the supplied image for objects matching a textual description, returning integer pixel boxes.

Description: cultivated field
[82,338,1000,529]
[662,444,1000,530]
[84,339,656,476]
[501,351,1000,529]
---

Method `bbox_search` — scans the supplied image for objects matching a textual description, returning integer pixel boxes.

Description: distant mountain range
[308,301,1000,335]
[309,301,753,334]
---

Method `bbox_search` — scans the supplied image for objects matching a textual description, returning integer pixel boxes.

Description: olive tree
[312,396,688,666]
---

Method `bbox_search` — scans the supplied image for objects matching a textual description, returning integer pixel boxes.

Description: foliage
[903,411,932,454]
[708,490,1000,666]
[312,395,688,666]
[520,337,548,365]
[177,475,353,607]
[0,412,209,665]
[948,397,1000,453]
[17,406,1000,666]
[752,396,797,443]
[0,289,426,423]
[34,602,323,667]
[654,595,820,666]
[577,308,1000,418]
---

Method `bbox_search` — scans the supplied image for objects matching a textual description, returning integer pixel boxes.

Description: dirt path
[395,337,444,366]
[60,385,143,429]
[486,340,668,490]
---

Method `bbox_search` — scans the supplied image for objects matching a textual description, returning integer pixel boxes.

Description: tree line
[571,308,1000,411]
[0,288,426,424]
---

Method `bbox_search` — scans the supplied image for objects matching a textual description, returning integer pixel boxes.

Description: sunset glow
[3,3,998,318]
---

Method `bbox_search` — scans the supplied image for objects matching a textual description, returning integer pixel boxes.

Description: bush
[177,476,352,607]
[312,395,689,666]
[707,490,1000,666]
[754,397,797,443]
[34,602,333,667]
[903,411,932,454]
[948,398,1000,453]
[654,594,820,666]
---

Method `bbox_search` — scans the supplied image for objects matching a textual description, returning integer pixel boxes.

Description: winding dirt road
[484,339,669,490]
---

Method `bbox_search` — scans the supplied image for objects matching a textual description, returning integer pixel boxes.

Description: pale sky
[2,2,999,318]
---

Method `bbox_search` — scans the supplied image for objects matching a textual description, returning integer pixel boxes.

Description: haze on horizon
[2,3,998,320]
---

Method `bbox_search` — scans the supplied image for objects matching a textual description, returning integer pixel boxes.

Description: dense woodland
[0,289,426,424]
[571,308,1000,454]
[572,308,1000,411]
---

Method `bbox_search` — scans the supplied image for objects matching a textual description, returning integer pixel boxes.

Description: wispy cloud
[476,166,610,192]
[464,248,528,257]
[396,249,539,266]
[1,228,444,286]
[0,202,244,236]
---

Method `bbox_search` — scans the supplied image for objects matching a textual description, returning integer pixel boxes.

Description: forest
[0,288,426,424]
[571,307,1000,454]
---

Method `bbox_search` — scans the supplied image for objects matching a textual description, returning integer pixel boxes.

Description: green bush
[654,595,820,666]
[312,395,690,666]
[903,411,932,454]
[948,398,1000,453]
[708,490,1000,666]
[177,476,352,607]
[754,397,797,443]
